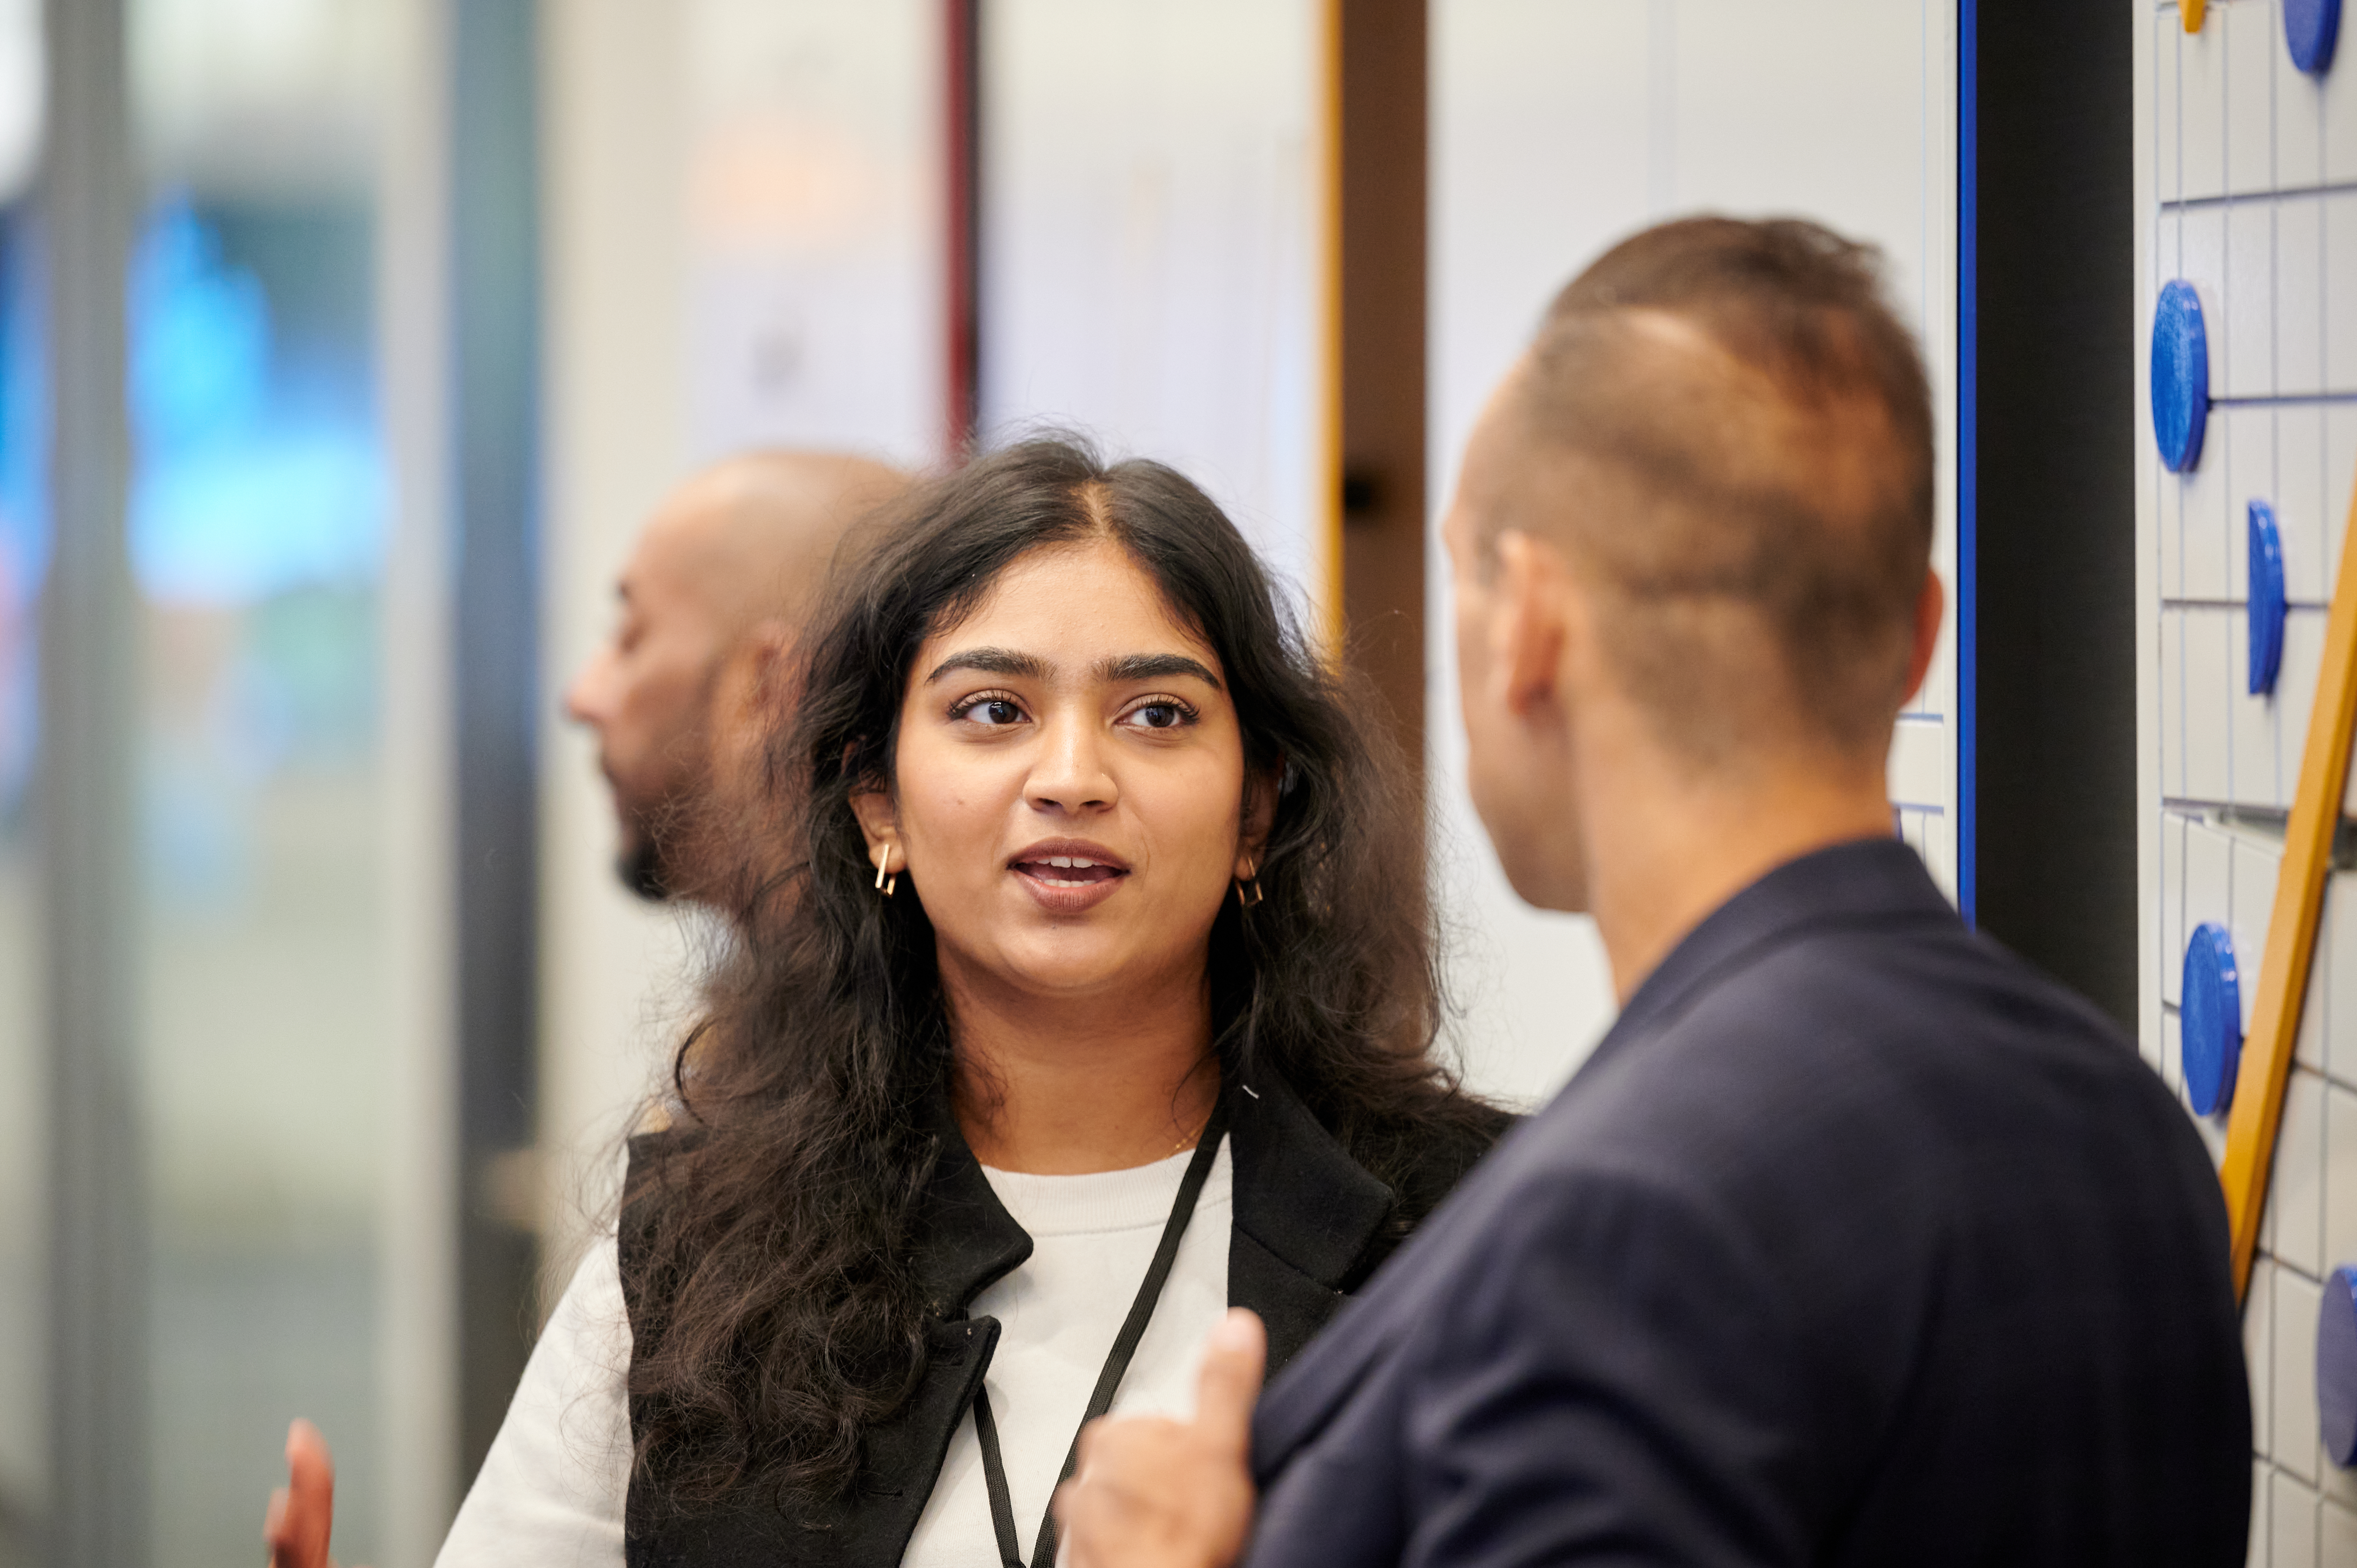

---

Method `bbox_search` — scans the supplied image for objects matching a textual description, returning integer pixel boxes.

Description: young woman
[268,439,1507,1568]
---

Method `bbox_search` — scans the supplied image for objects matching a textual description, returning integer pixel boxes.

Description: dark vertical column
[450,0,542,1487]
[1336,0,1427,786]
[41,0,149,1564]
[1968,5,2137,1027]
[944,0,981,454]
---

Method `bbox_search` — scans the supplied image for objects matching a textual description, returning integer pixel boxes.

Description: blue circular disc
[2286,0,2342,73]
[2153,281,2211,474]
[2320,1266,2357,1467]
[2250,501,2288,696]
[2182,922,2242,1117]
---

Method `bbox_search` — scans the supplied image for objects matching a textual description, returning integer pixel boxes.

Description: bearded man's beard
[618,827,673,902]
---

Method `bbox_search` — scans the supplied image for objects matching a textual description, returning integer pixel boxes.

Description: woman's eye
[956,694,1026,726]
[1122,700,1194,731]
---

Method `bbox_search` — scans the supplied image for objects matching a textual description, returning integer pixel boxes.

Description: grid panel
[2143,3,2357,1556]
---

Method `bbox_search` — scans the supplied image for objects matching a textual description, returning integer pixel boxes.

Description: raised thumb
[1193,1308,1267,1456]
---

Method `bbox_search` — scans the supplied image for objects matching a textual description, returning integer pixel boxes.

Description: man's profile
[1057,217,2249,1567]
[563,449,907,905]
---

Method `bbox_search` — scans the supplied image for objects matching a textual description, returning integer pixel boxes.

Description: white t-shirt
[434,1140,1233,1568]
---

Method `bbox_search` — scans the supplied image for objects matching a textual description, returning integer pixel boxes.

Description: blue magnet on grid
[2321,1266,2357,1466]
[2181,921,2243,1116]
[2152,281,2211,474]
[2250,501,2288,696]
[2286,0,2342,73]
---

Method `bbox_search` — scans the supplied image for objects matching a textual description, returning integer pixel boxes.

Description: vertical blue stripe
[1958,0,1979,923]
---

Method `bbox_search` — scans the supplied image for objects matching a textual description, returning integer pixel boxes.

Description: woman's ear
[1234,764,1281,880]
[849,786,901,876]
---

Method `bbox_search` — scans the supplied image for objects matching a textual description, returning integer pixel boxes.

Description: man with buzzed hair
[564,449,907,904]
[1056,218,2248,1566]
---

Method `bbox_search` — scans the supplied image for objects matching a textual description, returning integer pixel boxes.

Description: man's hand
[264,1419,354,1568]
[1056,1308,1266,1568]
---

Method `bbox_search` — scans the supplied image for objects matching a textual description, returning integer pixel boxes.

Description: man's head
[1444,216,1943,915]
[565,450,909,901]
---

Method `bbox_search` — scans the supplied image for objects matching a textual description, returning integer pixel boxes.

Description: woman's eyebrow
[923,646,1051,684]
[1099,652,1222,690]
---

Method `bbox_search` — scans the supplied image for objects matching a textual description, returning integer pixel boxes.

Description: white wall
[1429,0,1961,1107]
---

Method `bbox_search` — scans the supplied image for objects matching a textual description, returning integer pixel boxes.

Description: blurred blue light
[129,200,386,605]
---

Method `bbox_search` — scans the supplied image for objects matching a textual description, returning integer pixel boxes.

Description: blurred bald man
[564,450,909,905]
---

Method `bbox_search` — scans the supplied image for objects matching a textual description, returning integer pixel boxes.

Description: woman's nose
[1026,712,1117,813]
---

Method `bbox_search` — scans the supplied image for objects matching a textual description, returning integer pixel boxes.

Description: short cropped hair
[1515,216,1934,760]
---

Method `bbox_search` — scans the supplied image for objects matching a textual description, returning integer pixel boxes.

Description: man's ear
[715,620,797,730]
[1234,764,1281,880]
[1492,530,1572,719]
[1902,571,1945,706]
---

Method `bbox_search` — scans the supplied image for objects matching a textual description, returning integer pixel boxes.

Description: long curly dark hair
[624,437,1495,1508]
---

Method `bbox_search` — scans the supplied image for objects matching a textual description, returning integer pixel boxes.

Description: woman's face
[854,535,1263,1010]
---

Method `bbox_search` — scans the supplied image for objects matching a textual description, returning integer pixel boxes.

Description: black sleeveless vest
[616,1069,1505,1568]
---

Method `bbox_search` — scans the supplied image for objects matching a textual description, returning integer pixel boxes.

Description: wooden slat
[2223,464,2357,1298]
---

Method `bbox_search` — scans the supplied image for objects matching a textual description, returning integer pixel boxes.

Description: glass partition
[130,0,397,1561]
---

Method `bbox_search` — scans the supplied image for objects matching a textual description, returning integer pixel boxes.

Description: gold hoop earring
[1235,863,1263,909]
[874,847,898,898]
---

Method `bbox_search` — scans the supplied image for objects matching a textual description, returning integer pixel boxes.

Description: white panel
[2233,607,2286,809]
[2166,609,2190,800]
[2255,1255,2280,1462]
[2281,197,2326,399]
[2327,15,2357,183]
[2282,610,2327,806]
[1886,717,1946,809]
[2186,607,2235,802]
[2280,1068,2329,1278]
[683,0,944,466]
[2301,885,2329,1072]
[2278,18,2327,190]
[2183,16,2229,200]
[2232,410,2280,601]
[2225,0,2278,195]
[2329,885,2357,1089]
[2168,811,2192,1009]
[2326,1083,2357,1275]
[2284,405,2331,601]
[2182,201,2231,323]
[2189,817,2235,943]
[2165,458,2188,600]
[2260,1458,2279,1568]
[2328,194,2357,394]
[2322,1499,2357,1568]
[2281,1265,2329,1487]
[982,0,1320,593]
[2227,199,2276,397]
[2187,455,2225,601]
[2280,1467,2326,1568]
[2331,405,2357,601]
[2237,834,2284,1026]
[2166,999,2188,1096]
[2158,12,2183,200]
[2188,431,2239,603]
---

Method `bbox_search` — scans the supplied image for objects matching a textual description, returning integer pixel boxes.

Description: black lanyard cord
[970,1094,1232,1568]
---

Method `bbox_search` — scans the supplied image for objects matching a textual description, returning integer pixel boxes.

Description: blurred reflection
[0,200,44,1568]
[0,6,41,1558]
[132,0,394,1562]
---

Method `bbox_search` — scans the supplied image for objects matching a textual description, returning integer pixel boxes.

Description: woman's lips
[1011,856,1128,912]
[1013,856,1123,887]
